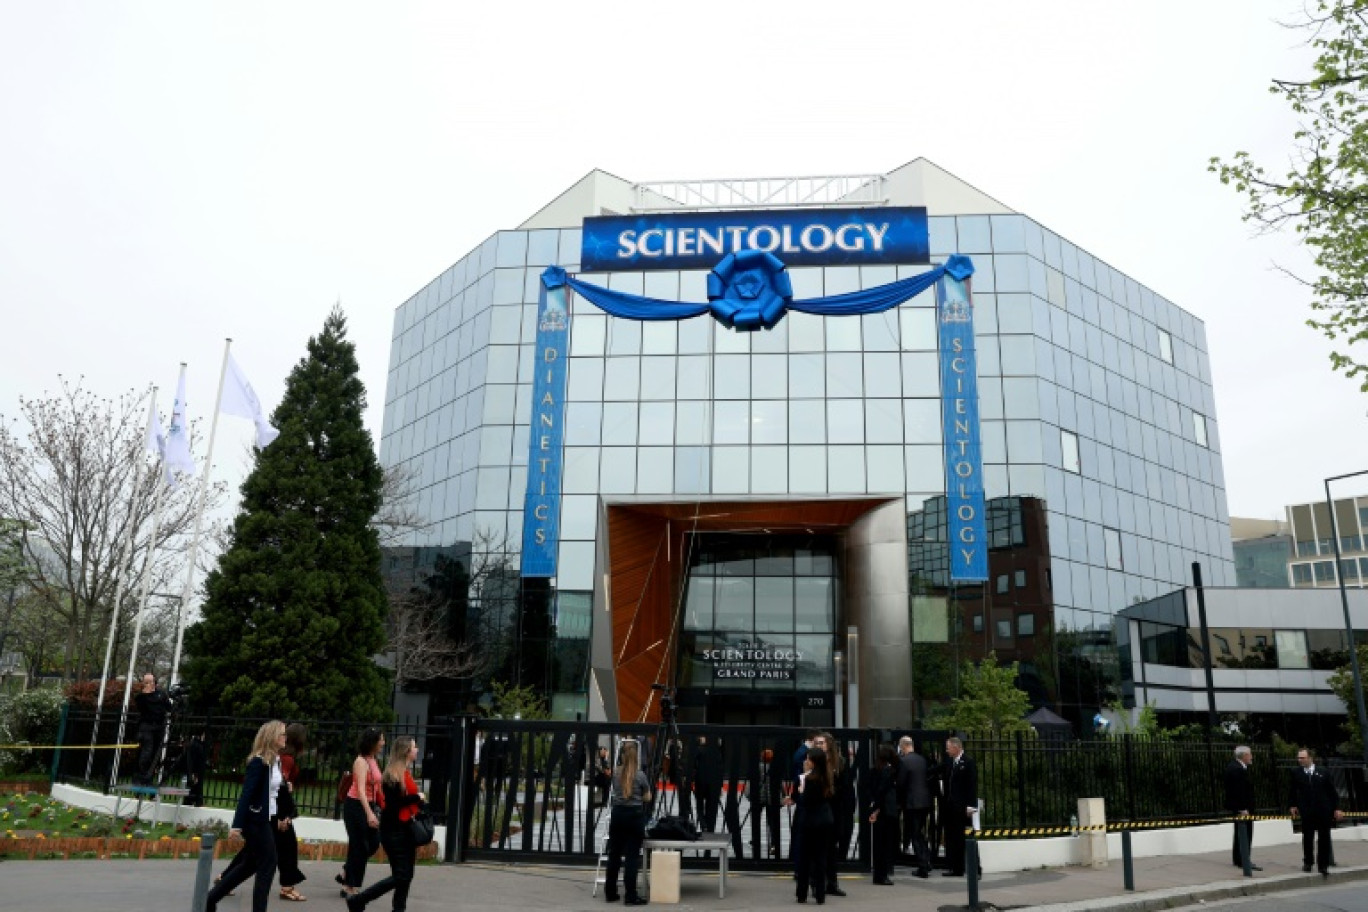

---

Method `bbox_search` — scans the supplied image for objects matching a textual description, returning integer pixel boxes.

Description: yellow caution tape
[0,743,137,749]
[971,810,1368,839]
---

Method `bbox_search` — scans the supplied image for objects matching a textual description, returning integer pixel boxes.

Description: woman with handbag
[346,735,425,912]
[339,728,386,899]
[205,720,287,912]
[603,739,652,906]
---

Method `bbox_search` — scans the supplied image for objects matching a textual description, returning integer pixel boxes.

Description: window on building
[1192,412,1209,448]
[1343,535,1362,554]
[1276,630,1310,669]
[972,614,984,633]
[1315,561,1336,583]
[1320,538,1332,554]
[1360,506,1368,529]
[1017,613,1035,636]
[1062,429,1081,474]
[1014,569,1027,588]
[1104,527,1123,570]
[1342,559,1360,583]
[996,619,1013,640]
[995,575,1010,594]
[1292,563,1313,586]
[1296,540,1318,558]
[1158,328,1173,364]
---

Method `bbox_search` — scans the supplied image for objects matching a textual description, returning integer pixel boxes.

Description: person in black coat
[867,744,900,885]
[750,747,785,858]
[896,735,933,878]
[205,720,286,912]
[1223,745,1259,870]
[795,747,835,905]
[813,733,852,896]
[1289,747,1343,876]
[691,735,724,834]
[938,736,977,878]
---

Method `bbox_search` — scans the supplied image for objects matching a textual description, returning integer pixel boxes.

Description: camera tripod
[647,686,688,822]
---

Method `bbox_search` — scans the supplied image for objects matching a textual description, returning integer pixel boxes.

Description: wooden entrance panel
[605,498,885,722]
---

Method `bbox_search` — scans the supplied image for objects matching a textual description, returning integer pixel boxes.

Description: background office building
[1287,494,1368,590]
[379,160,1234,731]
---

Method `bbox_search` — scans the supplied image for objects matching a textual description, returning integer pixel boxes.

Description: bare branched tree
[373,466,518,688]
[0,379,226,682]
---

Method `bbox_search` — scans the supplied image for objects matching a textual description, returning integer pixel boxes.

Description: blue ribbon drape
[541,254,974,331]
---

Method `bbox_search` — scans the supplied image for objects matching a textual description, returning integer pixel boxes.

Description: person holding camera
[603,739,651,906]
[133,673,171,786]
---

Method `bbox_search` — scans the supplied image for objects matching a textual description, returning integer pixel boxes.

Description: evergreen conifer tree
[184,309,390,720]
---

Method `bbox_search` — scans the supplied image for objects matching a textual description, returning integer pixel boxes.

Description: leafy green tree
[935,651,1034,736]
[1212,0,1368,387]
[1327,644,1368,753]
[184,309,390,720]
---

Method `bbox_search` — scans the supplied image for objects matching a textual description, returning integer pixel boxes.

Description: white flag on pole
[221,353,280,448]
[145,407,175,489]
[165,371,196,480]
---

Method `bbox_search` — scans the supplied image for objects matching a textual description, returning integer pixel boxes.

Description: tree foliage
[1327,643,1368,753]
[184,309,391,721]
[934,651,1034,737]
[1212,0,1368,386]
[0,381,221,682]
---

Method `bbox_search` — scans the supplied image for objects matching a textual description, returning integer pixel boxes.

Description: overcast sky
[0,1,1359,521]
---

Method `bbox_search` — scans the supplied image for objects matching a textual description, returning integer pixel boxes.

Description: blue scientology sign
[520,278,571,577]
[936,274,988,582]
[581,206,929,272]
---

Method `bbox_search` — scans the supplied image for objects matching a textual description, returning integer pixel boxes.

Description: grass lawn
[2,790,202,841]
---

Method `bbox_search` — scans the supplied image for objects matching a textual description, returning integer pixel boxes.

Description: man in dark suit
[1223,745,1260,870]
[1289,747,1343,876]
[750,747,785,859]
[691,735,724,834]
[938,736,977,877]
[896,736,932,878]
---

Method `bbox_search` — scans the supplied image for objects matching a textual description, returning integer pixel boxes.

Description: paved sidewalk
[2,839,1366,910]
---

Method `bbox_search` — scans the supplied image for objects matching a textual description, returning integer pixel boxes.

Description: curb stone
[1017,864,1368,912]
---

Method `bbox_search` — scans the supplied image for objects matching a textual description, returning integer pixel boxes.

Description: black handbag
[408,810,435,847]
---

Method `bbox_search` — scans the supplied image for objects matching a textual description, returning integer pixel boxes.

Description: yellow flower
[81,824,88,830]
[192,836,201,842]
[125,834,133,840]
[36,833,46,840]
[161,835,171,841]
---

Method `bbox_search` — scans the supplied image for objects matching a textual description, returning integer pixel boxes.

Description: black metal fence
[49,712,1368,871]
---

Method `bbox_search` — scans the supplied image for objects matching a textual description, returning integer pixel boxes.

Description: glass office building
[379,160,1234,728]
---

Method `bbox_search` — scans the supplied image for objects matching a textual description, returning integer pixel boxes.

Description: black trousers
[873,814,898,881]
[943,803,967,875]
[753,802,781,858]
[342,797,381,888]
[797,821,832,902]
[207,819,276,912]
[604,805,647,899]
[1230,817,1254,866]
[221,815,306,889]
[903,807,931,871]
[354,824,416,912]
[696,788,721,832]
[1302,819,1333,872]
[135,723,164,784]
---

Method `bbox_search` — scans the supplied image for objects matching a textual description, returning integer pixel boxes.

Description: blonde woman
[346,736,425,911]
[603,739,652,906]
[206,720,287,912]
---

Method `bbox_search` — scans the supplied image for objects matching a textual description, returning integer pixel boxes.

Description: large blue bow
[542,254,974,330]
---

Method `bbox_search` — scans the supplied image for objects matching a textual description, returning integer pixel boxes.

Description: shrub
[0,689,65,774]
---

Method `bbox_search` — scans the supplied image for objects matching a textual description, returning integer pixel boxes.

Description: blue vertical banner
[520,278,571,577]
[936,268,989,582]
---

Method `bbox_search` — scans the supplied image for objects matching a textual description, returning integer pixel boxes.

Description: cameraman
[133,673,171,786]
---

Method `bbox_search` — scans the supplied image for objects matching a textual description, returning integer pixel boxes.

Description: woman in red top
[276,723,309,901]
[347,735,424,912]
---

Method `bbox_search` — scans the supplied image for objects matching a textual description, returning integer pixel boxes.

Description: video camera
[166,682,191,711]
[651,683,677,722]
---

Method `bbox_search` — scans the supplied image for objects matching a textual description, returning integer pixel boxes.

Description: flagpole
[110,386,169,788]
[85,388,155,782]
[169,340,230,689]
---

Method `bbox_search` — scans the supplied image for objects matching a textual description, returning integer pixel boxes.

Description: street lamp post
[1325,472,1368,767]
